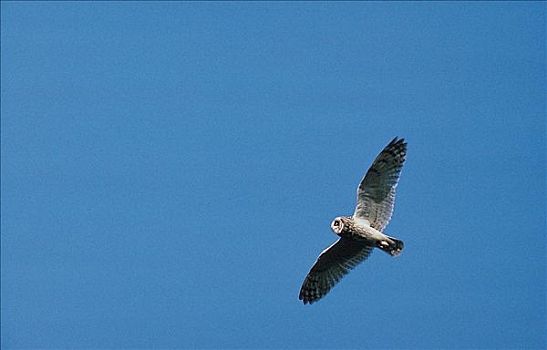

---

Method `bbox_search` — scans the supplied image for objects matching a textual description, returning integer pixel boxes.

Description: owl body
[331,216,403,256]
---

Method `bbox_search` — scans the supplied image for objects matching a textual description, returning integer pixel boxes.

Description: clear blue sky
[1,2,545,349]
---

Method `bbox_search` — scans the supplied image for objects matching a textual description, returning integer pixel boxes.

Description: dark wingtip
[299,296,311,305]
[299,292,314,305]
[389,137,407,152]
[299,288,319,305]
[387,137,405,146]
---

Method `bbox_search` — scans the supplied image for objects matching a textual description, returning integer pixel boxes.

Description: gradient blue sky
[1,2,545,349]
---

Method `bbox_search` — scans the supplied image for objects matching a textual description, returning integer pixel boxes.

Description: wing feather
[353,137,407,231]
[299,238,373,304]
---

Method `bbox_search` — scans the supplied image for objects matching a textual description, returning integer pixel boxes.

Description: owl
[299,137,407,304]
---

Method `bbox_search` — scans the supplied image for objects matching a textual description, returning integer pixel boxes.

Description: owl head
[330,217,346,234]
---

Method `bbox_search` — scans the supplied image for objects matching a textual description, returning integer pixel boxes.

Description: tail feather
[377,236,404,256]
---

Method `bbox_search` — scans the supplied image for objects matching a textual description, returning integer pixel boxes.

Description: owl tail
[377,236,404,256]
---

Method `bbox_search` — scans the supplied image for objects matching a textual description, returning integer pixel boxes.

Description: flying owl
[299,137,407,304]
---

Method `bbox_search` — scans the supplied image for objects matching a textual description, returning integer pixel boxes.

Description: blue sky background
[1,2,545,349]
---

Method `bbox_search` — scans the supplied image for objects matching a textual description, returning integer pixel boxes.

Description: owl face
[330,217,345,234]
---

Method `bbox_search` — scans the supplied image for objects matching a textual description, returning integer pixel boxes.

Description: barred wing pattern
[353,137,407,232]
[299,238,373,304]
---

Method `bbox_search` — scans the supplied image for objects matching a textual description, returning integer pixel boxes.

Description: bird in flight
[299,137,407,304]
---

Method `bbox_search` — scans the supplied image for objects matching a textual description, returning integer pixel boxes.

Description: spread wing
[353,137,407,232]
[299,238,373,304]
